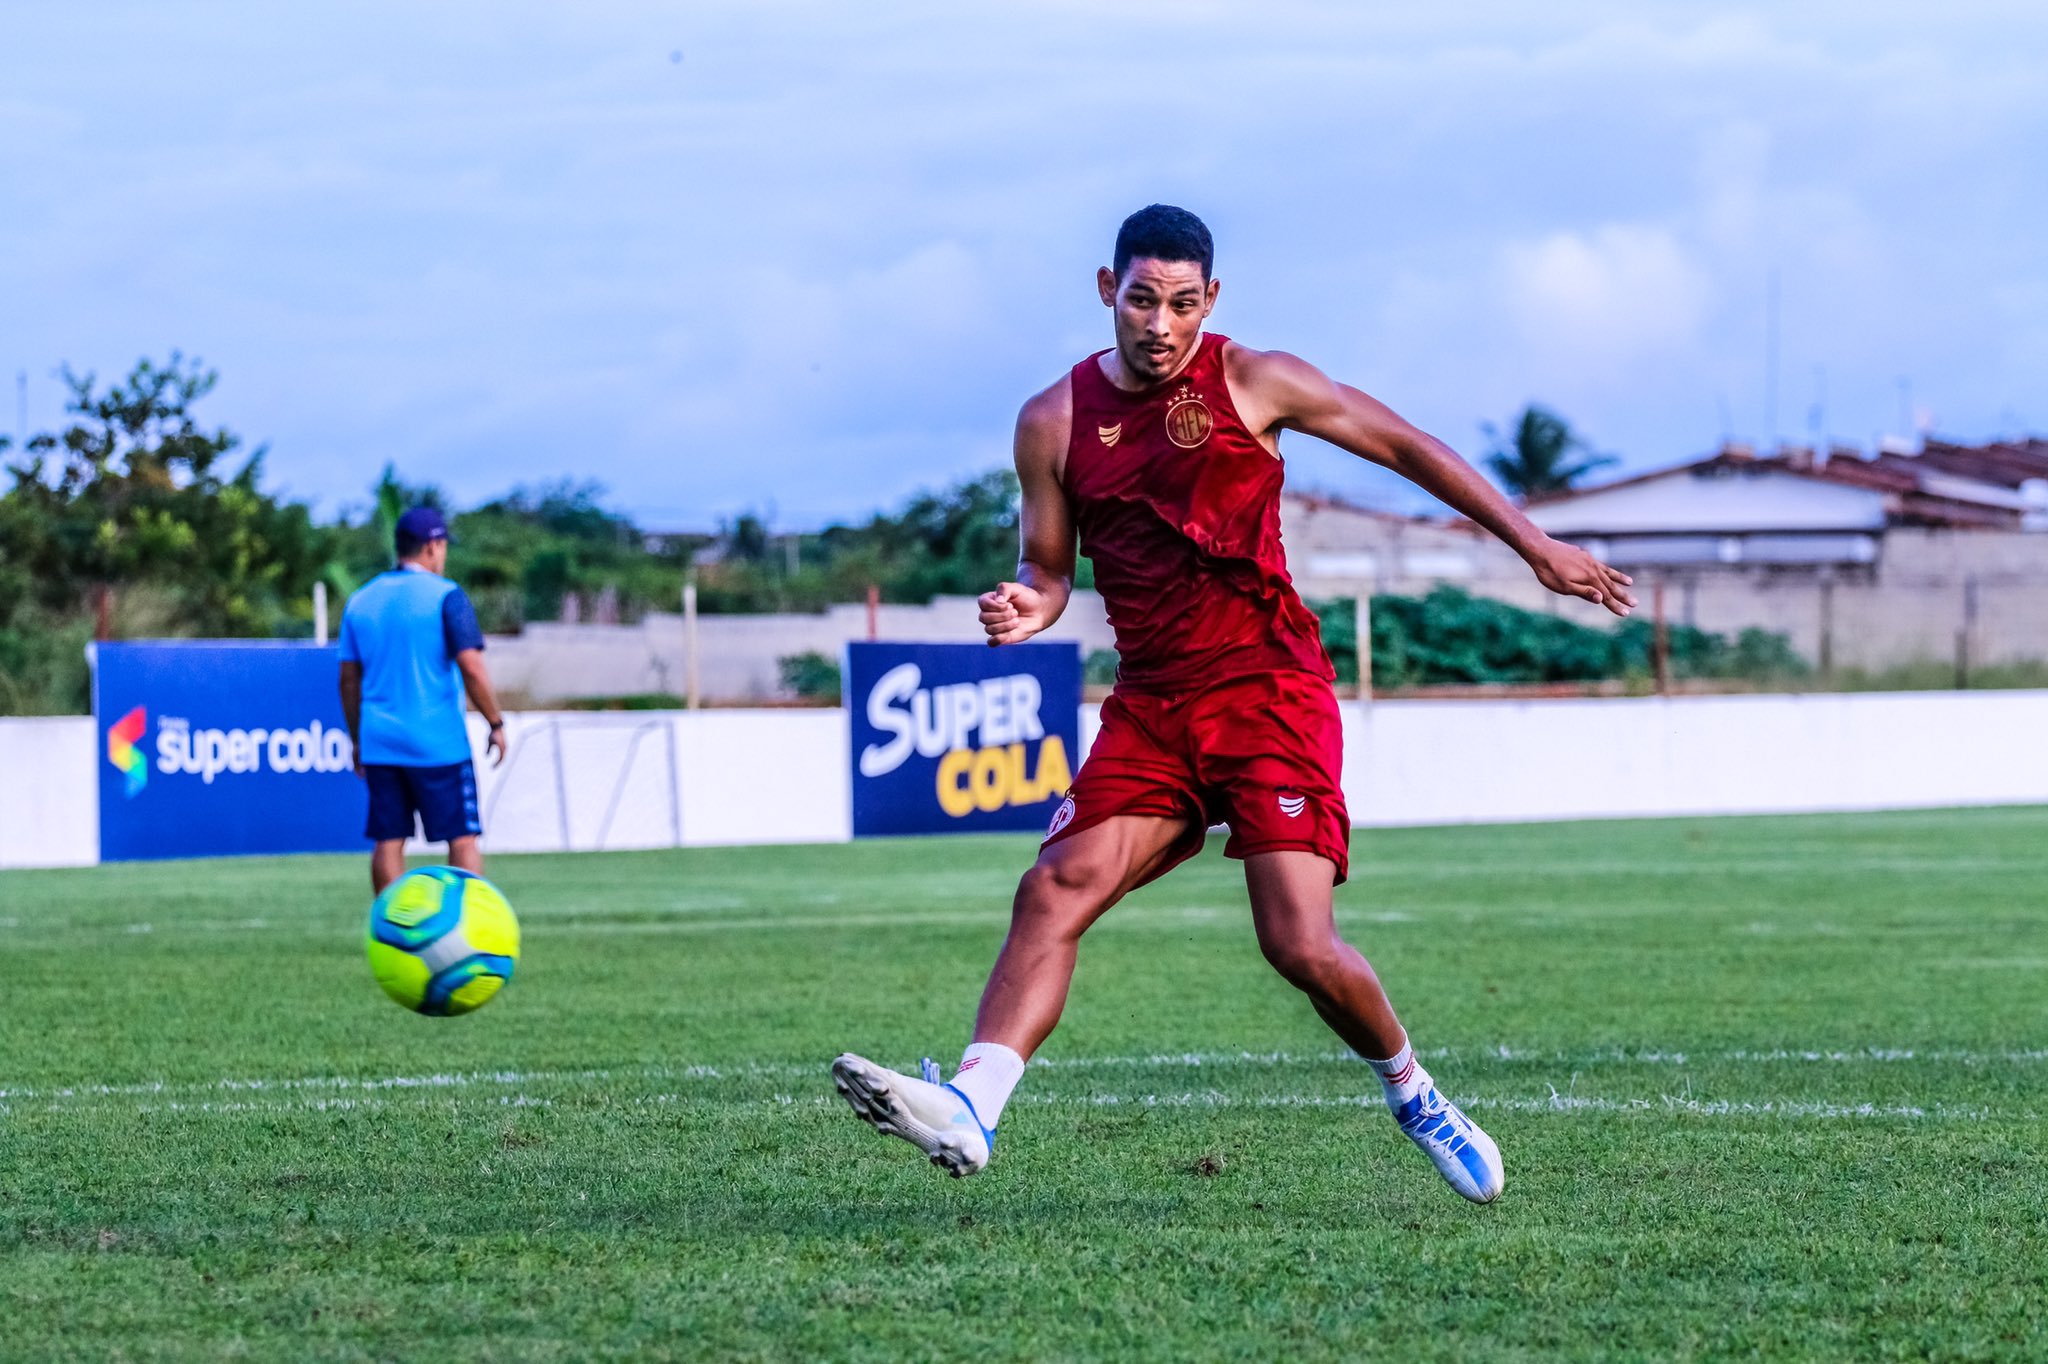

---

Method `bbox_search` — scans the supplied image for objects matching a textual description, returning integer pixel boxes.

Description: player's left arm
[1233,346,1636,616]
[454,651,509,767]
[445,590,510,766]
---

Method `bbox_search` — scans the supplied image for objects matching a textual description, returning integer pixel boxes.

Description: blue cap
[395,506,451,554]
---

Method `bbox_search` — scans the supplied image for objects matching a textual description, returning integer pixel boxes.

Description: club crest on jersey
[1165,390,1213,449]
[1276,788,1307,819]
[1045,794,1077,840]
[1098,422,1122,447]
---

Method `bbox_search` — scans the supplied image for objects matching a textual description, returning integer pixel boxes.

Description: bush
[557,693,689,711]
[0,610,94,715]
[778,651,842,702]
[1308,587,1809,688]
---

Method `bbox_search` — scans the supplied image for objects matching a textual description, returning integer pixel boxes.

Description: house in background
[1490,437,2048,670]
[1277,437,2048,675]
[1521,439,2048,576]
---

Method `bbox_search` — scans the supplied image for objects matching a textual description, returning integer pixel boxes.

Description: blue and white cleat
[831,1053,994,1178]
[1393,1085,1505,1204]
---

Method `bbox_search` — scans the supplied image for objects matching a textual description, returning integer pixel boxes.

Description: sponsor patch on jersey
[1098,422,1122,447]
[1045,794,1077,840]
[1276,789,1307,819]
[1165,394,1213,449]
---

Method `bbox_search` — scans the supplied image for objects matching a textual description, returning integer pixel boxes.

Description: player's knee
[1259,930,1343,994]
[1015,854,1118,925]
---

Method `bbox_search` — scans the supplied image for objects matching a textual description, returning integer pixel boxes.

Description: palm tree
[1482,405,1617,501]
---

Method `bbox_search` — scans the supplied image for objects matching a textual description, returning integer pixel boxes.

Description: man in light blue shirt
[338,507,509,893]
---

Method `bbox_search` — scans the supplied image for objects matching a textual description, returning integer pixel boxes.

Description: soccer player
[832,206,1634,1203]
[337,506,510,894]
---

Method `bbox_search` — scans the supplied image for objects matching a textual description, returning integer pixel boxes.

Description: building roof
[1526,437,2045,535]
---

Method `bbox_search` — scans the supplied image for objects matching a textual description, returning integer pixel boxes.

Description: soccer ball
[365,867,520,1016]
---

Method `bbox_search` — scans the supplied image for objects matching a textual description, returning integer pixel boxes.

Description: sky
[4,2,2044,528]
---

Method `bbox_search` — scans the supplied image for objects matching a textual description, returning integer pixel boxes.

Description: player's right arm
[1231,345,1636,617]
[980,377,1077,646]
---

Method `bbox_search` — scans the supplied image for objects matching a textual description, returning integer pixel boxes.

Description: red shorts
[1043,669,1350,886]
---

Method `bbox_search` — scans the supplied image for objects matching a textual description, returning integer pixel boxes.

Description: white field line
[0,903,1257,939]
[2,1045,2042,1118]
[5,1044,2045,1102]
[1011,1092,1994,1121]
[0,1089,2009,1124]
[0,908,2017,944]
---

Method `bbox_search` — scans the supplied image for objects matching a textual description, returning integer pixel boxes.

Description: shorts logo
[1276,789,1307,819]
[1098,422,1122,447]
[1045,794,1077,840]
[1165,393,1212,449]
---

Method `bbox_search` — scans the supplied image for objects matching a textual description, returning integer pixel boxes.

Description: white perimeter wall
[464,709,849,854]
[0,718,99,869]
[6,692,2047,868]
[1345,691,2048,827]
[473,691,2048,853]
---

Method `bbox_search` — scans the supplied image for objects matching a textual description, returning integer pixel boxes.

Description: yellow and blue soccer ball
[366,867,520,1016]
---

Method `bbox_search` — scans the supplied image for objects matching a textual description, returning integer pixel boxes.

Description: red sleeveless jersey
[1063,332,1332,693]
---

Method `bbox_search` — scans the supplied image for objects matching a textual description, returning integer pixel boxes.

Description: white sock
[1364,1036,1431,1108]
[948,1042,1025,1130]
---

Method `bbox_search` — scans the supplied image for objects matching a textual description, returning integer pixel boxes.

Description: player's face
[1097,258,1218,384]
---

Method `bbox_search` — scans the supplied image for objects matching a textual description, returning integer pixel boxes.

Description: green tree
[0,355,335,710]
[1482,405,1617,501]
[0,353,331,630]
[446,479,685,631]
[695,470,1040,614]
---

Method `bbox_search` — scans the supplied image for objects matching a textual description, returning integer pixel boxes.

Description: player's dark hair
[1113,204,1214,281]
[395,528,427,559]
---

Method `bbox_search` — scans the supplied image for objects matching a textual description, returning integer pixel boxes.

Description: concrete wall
[0,718,99,869]
[485,593,1118,704]
[10,691,2046,868]
[1289,515,2048,673]
[468,495,2048,708]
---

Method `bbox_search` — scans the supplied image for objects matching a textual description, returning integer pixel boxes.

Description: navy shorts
[364,761,482,844]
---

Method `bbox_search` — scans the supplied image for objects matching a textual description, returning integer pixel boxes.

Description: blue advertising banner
[846,641,1082,839]
[93,641,366,861]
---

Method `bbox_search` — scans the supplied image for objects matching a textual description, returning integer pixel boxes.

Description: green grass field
[2,809,2044,1361]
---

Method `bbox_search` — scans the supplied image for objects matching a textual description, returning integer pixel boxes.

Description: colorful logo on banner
[93,642,367,861]
[847,642,1082,838]
[106,706,150,798]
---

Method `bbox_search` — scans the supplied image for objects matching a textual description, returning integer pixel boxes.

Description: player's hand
[486,721,510,768]
[978,581,1051,646]
[1529,537,1636,617]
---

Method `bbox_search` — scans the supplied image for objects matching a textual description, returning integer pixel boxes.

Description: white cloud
[3,2,2044,519]
[1501,223,1713,362]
